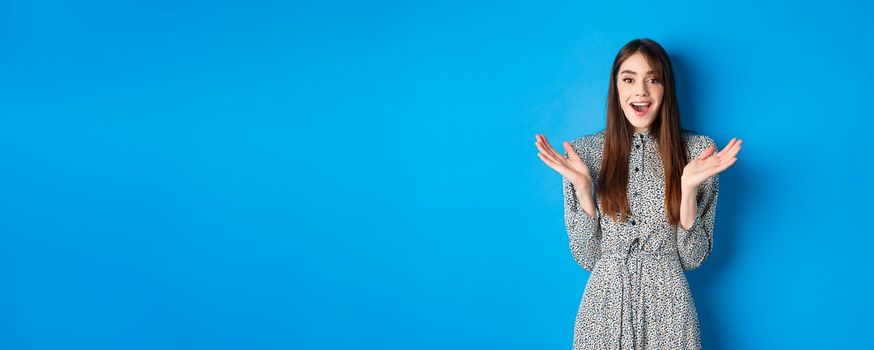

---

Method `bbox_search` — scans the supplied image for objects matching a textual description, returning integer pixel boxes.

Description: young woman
[534,38,742,349]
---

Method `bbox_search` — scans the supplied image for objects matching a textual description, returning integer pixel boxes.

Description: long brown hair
[597,38,687,226]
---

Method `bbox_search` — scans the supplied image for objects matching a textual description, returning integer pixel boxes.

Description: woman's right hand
[534,134,591,187]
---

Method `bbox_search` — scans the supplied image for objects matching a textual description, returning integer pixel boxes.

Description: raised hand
[535,134,591,186]
[682,137,742,191]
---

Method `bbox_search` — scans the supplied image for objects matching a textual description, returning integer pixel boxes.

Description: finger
[726,139,742,158]
[547,140,568,164]
[564,141,581,161]
[711,156,737,175]
[715,138,733,158]
[542,135,566,160]
[537,151,556,167]
[698,144,716,160]
[537,138,565,164]
[537,139,567,166]
[718,157,738,172]
[716,140,741,161]
[534,135,555,157]
[537,151,563,172]
[534,138,553,158]
[700,153,728,173]
[718,138,742,158]
[534,135,563,163]
[710,148,738,168]
[719,137,737,155]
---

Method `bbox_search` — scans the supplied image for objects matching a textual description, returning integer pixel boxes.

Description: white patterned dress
[562,128,718,350]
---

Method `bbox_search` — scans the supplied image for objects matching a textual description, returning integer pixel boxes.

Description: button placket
[630,133,645,242]
[631,134,644,200]
[637,133,645,178]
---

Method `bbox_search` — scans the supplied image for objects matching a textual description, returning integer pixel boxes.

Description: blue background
[1,0,871,349]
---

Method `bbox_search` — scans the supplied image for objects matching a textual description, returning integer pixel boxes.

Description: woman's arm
[535,133,603,272]
[676,134,740,271]
[563,176,602,272]
[677,173,718,271]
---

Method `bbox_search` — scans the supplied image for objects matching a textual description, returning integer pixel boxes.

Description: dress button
[635,144,640,149]
[633,191,638,196]
[634,167,639,172]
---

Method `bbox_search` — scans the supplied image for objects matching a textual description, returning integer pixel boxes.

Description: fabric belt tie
[600,238,675,350]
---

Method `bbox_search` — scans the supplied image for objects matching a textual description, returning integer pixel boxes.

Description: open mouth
[630,102,652,115]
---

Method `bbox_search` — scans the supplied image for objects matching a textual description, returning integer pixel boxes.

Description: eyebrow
[619,70,654,75]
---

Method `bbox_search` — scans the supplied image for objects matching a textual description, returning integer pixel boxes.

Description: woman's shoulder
[564,128,606,165]
[570,128,606,149]
[680,128,717,158]
[568,128,716,156]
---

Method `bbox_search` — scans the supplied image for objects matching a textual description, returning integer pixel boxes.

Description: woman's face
[616,52,664,133]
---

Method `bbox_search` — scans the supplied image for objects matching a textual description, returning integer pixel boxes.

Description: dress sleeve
[676,136,719,271]
[563,170,603,272]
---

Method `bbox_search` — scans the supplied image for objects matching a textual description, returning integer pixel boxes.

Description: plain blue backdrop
[1,0,872,349]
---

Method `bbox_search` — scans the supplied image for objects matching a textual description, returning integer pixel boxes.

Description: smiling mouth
[630,102,652,114]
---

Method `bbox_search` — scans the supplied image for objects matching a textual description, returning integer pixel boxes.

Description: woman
[534,38,742,349]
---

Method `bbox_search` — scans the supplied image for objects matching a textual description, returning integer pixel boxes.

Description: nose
[635,81,649,97]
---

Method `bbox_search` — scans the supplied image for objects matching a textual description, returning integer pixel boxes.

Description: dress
[562,128,718,350]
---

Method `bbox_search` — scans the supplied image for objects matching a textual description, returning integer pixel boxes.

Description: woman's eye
[622,78,633,83]
[647,78,660,84]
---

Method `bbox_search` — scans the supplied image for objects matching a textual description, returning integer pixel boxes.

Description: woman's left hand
[682,137,743,191]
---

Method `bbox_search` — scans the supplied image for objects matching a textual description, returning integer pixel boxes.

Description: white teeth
[631,102,650,112]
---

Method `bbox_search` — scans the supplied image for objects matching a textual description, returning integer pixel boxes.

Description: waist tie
[600,238,675,350]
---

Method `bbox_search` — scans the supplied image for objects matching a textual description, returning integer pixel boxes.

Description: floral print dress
[562,128,718,350]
